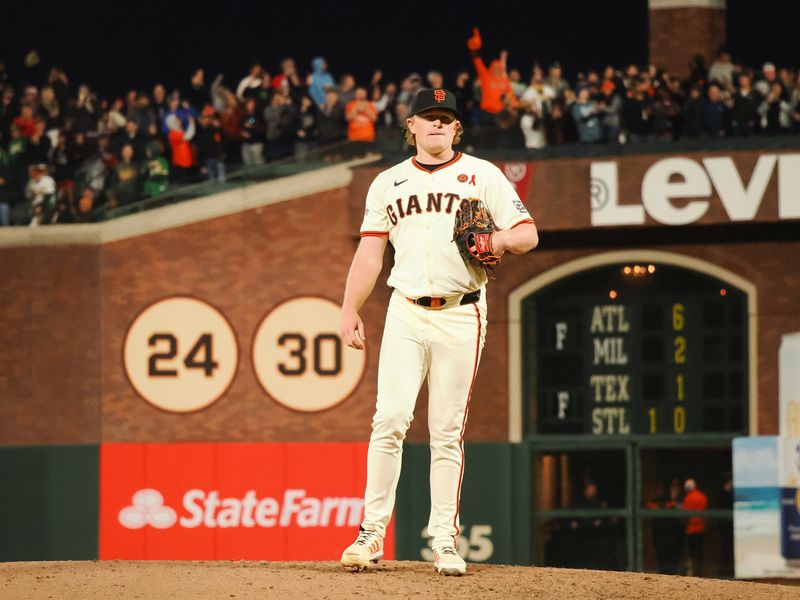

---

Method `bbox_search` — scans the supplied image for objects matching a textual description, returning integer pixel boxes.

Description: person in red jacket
[165,113,196,182]
[682,478,708,576]
[13,104,38,138]
[466,27,518,149]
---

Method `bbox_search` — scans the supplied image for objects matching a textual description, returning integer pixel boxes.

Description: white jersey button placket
[426,180,434,295]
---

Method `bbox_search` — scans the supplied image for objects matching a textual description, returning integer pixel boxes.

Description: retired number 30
[252,297,366,412]
[277,333,342,376]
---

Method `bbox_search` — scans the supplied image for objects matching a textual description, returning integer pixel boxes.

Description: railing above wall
[103,141,369,220]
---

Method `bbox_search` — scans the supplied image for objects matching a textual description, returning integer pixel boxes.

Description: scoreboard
[523,264,748,436]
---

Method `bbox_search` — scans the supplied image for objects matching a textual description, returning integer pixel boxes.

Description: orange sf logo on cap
[434,90,446,103]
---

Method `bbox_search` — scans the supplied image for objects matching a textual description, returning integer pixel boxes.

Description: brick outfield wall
[1,152,798,446]
[649,6,726,80]
[0,245,101,445]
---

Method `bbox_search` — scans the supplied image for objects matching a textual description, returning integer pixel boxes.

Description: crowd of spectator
[1,37,800,226]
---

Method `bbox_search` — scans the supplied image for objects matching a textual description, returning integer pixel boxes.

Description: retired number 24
[148,332,218,377]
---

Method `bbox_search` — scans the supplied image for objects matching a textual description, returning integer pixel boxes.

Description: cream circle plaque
[252,297,366,412]
[123,296,239,412]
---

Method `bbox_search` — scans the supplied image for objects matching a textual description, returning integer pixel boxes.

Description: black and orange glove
[453,197,501,277]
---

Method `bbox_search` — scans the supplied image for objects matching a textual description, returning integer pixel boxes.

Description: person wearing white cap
[755,61,778,97]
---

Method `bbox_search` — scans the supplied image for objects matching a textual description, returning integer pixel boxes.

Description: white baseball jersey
[360,152,534,297]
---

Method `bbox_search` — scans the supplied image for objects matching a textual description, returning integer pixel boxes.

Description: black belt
[409,289,481,309]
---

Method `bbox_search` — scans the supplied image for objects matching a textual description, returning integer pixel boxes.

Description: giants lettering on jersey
[387,193,461,225]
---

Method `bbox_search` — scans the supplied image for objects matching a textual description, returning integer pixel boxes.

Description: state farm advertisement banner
[99,442,395,560]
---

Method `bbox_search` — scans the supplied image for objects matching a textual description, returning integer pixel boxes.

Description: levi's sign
[590,154,800,226]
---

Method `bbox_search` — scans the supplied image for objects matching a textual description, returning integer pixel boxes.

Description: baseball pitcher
[339,87,538,575]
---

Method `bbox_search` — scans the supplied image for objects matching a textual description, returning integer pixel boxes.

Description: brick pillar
[649,0,726,79]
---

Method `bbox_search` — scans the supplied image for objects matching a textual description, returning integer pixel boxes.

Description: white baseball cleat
[433,546,467,575]
[340,528,384,571]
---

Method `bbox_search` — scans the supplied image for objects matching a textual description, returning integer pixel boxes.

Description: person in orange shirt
[466,27,517,148]
[165,114,196,182]
[682,478,708,576]
[346,87,378,156]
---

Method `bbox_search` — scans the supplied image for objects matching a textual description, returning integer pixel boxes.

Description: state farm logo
[118,489,178,529]
[118,488,364,529]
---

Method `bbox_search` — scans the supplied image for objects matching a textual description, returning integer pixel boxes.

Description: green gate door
[395,442,532,565]
[528,435,734,575]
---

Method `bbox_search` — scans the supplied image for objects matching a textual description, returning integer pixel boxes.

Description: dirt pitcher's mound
[1,560,798,599]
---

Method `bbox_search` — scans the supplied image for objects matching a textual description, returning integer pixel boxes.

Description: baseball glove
[453,197,501,277]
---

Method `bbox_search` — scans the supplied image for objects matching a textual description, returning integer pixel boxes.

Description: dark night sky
[1,0,798,97]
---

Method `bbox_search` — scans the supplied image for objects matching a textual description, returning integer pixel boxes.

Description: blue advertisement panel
[733,436,800,578]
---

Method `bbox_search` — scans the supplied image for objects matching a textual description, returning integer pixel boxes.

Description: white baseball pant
[360,287,487,550]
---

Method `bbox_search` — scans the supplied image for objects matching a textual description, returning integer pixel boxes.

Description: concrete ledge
[649,0,725,10]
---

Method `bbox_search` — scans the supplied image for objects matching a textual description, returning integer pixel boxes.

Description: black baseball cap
[407,88,462,120]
